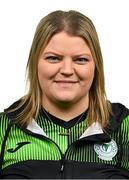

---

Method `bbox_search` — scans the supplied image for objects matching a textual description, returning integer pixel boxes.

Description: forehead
[43,31,92,55]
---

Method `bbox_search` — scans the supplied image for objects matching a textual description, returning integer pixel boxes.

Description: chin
[57,99,74,103]
[56,95,75,102]
[55,97,77,106]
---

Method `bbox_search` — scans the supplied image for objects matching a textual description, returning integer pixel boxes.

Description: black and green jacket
[0,102,129,179]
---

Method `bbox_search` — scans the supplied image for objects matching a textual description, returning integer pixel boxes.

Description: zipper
[20,126,88,174]
[19,124,109,178]
[20,126,66,174]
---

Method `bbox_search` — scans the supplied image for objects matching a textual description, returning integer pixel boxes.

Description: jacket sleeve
[0,113,4,149]
[0,113,10,152]
[121,114,129,170]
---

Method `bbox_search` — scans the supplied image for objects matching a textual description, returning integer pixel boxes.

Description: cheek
[38,61,50,80]
[79,67,95,92]
[37,61,58,90]
[38,60,59,79]
[79,66,95,83]
[37,62,47,90]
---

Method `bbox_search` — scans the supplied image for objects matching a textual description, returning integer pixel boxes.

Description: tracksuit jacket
[0,101,129,179]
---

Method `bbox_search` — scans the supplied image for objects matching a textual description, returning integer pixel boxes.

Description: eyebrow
[43,52,63,56]
[43,51,92,58]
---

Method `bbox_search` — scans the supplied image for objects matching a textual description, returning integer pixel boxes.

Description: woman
[0,10,129,179]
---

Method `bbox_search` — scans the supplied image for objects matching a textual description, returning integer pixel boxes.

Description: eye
[45,56,61,63]
[74,57,89,64]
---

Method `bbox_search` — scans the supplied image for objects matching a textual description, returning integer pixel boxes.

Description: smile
[54,80,79,88]
[54,80,78,83]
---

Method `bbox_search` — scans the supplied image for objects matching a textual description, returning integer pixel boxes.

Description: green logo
[102,144,109,152]
[7,141,31,153]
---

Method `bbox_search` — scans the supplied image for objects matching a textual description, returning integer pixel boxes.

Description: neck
[42,96,89,121]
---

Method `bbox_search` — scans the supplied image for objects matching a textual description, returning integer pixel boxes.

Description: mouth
[54,80,79,88]
[54,80,79,83]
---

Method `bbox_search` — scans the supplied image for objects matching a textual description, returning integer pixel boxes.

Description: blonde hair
[6,10,111,128]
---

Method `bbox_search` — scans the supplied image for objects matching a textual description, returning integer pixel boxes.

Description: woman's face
[38,31,95,108]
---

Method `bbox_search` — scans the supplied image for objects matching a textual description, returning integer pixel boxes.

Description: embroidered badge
[94,139,118,160]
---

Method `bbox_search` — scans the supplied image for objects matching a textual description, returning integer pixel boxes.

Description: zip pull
[60,164,64,172]
[60,156,65,172]
[60,162,65,179]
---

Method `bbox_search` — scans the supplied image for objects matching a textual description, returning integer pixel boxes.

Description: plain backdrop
[0,0,129,111]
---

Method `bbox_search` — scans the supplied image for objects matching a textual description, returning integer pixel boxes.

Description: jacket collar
[27,119,105,139]
[79,122,103,139]
[27,118,48,137]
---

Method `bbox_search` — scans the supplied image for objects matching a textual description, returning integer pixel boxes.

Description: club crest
[94,139,118,160]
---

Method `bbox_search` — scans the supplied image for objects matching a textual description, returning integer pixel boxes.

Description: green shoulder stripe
[121,115,129,169]
[0,112,11,150]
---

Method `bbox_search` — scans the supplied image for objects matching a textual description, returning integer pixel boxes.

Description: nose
[60,58,74,76]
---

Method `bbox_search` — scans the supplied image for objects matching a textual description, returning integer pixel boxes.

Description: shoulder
[0,111,11,126]
[111,102,129,121]
[0,111,10,123]
[106,102,129,133]
[4,98,24,121]
[111,102,129,113]
[0,112,11,141]
[0,100,21,130]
